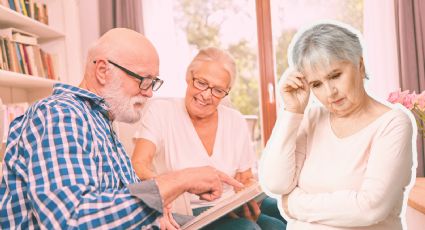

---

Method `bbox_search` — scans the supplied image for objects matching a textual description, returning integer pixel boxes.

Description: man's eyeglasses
[192,77,229,98]
[94,59,164,91]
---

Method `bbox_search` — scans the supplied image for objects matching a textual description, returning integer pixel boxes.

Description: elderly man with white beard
[0,28,243,229]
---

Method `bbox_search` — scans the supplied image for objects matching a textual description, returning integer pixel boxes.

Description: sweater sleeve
[287,111,415,227]
[259,109,308,195]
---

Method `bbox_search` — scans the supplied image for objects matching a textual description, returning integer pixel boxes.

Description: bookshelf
[0,69,59,88]
[0,1,83,169]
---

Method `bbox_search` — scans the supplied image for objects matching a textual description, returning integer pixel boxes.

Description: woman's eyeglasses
[192,77,229,98]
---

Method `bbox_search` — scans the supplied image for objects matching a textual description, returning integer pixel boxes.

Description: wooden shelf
[0,70,59,88]
[409,177,425,214]
[0,5,64,41]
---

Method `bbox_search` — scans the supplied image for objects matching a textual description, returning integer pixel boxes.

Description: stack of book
[0,28,59,80]
[0,0,48,25]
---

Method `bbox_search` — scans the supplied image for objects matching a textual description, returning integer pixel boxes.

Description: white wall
[78,0,100,70]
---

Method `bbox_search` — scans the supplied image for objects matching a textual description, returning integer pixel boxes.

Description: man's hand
[155,166,243,206]
[159,204,180,230]
[185,166,244,201]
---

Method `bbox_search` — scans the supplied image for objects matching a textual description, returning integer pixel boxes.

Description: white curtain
[363,0,400,99]
[141,0,191,98]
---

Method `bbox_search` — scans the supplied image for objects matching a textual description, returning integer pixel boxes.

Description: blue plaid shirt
[0,83,162,229]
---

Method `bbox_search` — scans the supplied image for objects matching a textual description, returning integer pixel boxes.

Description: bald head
[80,28,160,93]
[87,28,158,67]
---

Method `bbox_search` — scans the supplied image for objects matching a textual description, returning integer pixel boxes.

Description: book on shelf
[181,182,267,230]
[12,0,21,13]
[0,37,10,71]
[19,0,27,16]
[0,28,38,46]
[0,35,59,79]
[7,39,19,73]
[0,40,4,70]
[13,32,37,46]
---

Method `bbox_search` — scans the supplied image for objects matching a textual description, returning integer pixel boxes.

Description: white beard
[102,76,147,123]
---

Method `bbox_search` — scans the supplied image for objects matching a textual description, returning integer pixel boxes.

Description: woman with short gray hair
[260,22,415,229]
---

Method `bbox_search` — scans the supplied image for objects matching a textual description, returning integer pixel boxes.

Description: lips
[194,97,209,106]
[331,98,344,104]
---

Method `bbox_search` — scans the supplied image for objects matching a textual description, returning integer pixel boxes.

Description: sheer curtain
[364,0,425,176]
[363,0,400,99]
[99,0,144,35]
[141,0,191,98]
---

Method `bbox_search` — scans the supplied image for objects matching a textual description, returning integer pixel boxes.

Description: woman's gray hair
[289,22,363,72]
[186,47,236,88]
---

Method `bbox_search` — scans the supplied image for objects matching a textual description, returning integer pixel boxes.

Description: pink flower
[390,89,425,137]
[416,91,425,111]
[387,89,409,104]
[402,92,416,109]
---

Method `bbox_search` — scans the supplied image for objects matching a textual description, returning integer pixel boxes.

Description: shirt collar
[52,83,110,115]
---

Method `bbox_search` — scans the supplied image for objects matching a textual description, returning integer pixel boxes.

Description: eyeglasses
[94,59,164,91]
[192,77,229,98]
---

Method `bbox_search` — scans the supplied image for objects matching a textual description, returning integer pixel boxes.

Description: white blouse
[135,98,256,209]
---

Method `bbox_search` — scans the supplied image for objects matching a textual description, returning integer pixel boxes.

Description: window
[271,0,363,81]
[142,0,363,150]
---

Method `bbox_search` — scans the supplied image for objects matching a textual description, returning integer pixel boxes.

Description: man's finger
[168,212,180,229]
[159,218,166,230]
[217,171,243,188]
[165,220,178,230]
[199,193,214,201]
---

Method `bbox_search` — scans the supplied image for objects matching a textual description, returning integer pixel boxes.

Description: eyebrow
[307,69,341,85]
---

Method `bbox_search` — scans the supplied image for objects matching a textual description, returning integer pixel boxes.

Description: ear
[359,57,367,79]
[94,59,110,86]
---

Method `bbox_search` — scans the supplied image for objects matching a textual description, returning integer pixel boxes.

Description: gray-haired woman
[260,22,416,229]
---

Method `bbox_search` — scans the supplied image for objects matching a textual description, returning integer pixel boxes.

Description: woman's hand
[242,200,261,222]
[279,67,310,114]
[229,170,261,222]
[282,194,294,219]
[228,200,261,222]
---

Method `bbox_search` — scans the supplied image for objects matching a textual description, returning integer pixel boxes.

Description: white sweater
[260,106,416,229]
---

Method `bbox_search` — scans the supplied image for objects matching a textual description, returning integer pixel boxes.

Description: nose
[140,87,153,98]
[325,82,337,97]
[200,88,213,99]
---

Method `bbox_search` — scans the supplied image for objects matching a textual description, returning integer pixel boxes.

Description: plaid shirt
[0,83,161,229]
